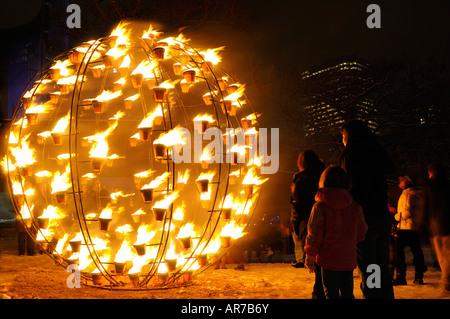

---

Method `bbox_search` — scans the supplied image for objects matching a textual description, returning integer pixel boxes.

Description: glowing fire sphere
[4,21,268,289]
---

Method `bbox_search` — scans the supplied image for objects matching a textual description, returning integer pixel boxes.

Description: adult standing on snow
[290,150,324,269]
[392,175,427,285]
[338,120,395,299]
[424,162,450,292]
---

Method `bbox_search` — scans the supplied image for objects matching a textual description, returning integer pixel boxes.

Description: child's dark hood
[315,188,354,210]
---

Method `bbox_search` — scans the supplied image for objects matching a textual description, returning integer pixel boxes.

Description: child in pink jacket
[305,165,368,299]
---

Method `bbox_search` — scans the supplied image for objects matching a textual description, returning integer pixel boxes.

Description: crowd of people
[290,120,450,299]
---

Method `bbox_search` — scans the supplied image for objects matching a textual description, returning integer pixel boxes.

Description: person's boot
[392,275,407,286]
[413,272,424,285]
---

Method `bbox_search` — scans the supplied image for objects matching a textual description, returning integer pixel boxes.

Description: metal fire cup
[140,188,154,203]
[51,133,63,146]
[222,208,232,220]
[138,127,152,141]
[243,184,254,196]
[25,113,38,125]
[99,218,112,231]
[130,73,144,89]
[165,259,177,272]
[197,254,208,266]
[55,191,67,204]
[114,261,126,275]
[153,144,168,160]
[178,236,191,250]
[202,61,213,74]
[196,179,209,193]
[37,217,49,229]
[152,86,167,103]
[183,69,196,84]
[92,100,104,114]
[241,119,252,131]
[128,273,140,286]
[153,207,166,222]
[69,240,82,253]
[153,46,165,61]
[92,273,103,285]
[49,68,61,81]
[220,236,231,248]
[91,157,105,173]
[133,243,146,256]
[21,165,33,177]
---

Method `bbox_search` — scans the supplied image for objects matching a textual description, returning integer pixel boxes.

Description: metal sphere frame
[5,24,264,290]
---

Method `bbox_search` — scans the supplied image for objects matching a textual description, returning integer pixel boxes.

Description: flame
[40,205,66,228]
[99,204,114,220]
[176,169,190,184]
[173,201,185,221]
[141,172,171,190]
[142,25,162,41]
[204,236,221,255]
[155,80,175,90]
[220,220,246,239]
[242,112,261,123]
[135,224,156,245]
[51,166,71,194]
[131,60,158,78]
[153,191,179,209]
[242,167,268,186]
[196,171,215,182]
[114,239,135,263]
[87,119,120,159]
[109,110,126,122]
[236,197,254,217]
[25,103,53,115]
[36,229,53,242]
[153,126,187,147]
[57,74,85,86]
[200,47,225,65]
[19,204,33,220]
[50,60,73,77]
[110,21,132,46]
[222,193,238,209]
[51,113,70,134]
[223,83,246,102]
[115,224,133,237]
[125,93,140,102]
[193,113,215,123]
[1,156,15,173]
[10,141,36,167]
[229,169,240,177]
[105,46,127,60]
[12,181,34,196]
[128,255,147,275]
[110,191,134,201]
[177,223,196,239]
[37,131,51,139]
[132,208,145,218]
[92,90,122,103]
[55,234,70,254]
[134,169,155,179]
[138,107,163,129]
[8,132,19,146]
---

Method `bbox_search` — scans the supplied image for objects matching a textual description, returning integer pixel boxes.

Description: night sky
[247,0,450,72]
[1,1,449,214]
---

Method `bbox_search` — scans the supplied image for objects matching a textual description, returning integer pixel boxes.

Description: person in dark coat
[424,162,450,292]
[338,120,395,299]
[290,150,325,267]
[290,150,325,298]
